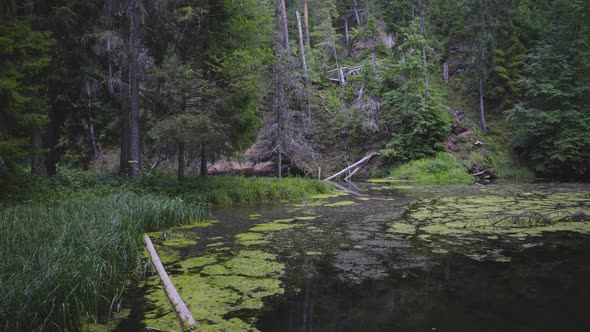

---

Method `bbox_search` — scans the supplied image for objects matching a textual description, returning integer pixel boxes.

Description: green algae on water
[388,188,590,262]
[324,200,356,207]
[308,191,349,199]
[367,178,413,183]
[294,216,317,220]
[235,232,269,246]
[142,249,285,331]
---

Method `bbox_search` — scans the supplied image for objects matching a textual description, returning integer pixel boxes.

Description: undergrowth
[387,152,474,185]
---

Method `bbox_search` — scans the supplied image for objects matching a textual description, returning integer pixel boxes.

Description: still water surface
[121,182,590,332]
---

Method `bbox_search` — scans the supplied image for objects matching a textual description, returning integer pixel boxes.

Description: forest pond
[119,182,590,332]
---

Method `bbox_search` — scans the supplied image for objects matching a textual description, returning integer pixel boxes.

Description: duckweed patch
[308,191,349,199]
[294,216,317,220]
[389,189,590,261]
[235,232,269,246]
[324,200,356,207]
[142,249,285,331]
[367,178,413,183]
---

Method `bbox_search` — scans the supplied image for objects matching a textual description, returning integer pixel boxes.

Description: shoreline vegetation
[0,171,331,331]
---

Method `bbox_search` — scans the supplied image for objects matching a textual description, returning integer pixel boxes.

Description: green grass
[387,153,474,185]
[138,175,332,205]
[0,171,330,331]
[0,192,205,331]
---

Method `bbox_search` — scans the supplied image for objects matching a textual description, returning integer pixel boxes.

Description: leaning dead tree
[325,152,379,181]
[326,65,363,87]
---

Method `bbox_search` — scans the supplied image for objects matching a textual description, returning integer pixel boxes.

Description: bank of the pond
[0,172,331,331]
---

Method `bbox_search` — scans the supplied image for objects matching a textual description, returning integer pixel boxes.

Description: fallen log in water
[324,152,378,181]
[144,235,196,331]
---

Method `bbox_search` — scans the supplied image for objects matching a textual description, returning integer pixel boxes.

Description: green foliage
[0,17,53,174]
[387,152,473,185]
[0,192,204,331]
[506,0,590,178]
[381,19,453,161]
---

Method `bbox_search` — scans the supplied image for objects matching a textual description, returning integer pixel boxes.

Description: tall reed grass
[139,175,332,205]
[0,192,204,331]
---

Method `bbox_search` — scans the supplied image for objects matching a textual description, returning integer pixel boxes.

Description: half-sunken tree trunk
[119,68,130,176]
[200,144,207,177]
[31,128,46,176]
[177,141,185,181]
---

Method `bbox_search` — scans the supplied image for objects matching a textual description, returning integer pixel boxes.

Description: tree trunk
[352,0,361,26]
[119,68,130,176]
[177,141,185,181]
[443,61,449,83]
[128,0,141,178]
[200,144,207,177]
[296,11,308,79]
[85,82,98,160]
[279,0,290,55]
[345,17,350,45]
[479,53,487,133]
[402,50,408,92]
[303,2,310,48]
[419,1,429,97]
[46,106,58,176]
[31,128,46,176]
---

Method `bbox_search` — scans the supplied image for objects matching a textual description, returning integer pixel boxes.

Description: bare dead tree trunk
[443,61,449,83]
[419,0,429,97]
[304,1,310,48]
[128,0,141,178]
[279,0,290,55]
[345,17,350,45]
[177,141,185,181]
[119,68,130,176]
[479,53,487,133]
[352,0,361,26]
[200,144,207,177]
[296,10,308,78]
[31,128,46,176]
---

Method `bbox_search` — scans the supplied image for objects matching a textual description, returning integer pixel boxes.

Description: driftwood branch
[144,235,196,331]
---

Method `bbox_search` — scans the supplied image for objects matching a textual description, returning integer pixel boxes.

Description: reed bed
[0,192,204,331]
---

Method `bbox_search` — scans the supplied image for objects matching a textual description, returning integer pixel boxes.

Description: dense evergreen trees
[1,0,589,180]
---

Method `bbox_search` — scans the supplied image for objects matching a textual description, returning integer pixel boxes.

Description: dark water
[123,183,590,331]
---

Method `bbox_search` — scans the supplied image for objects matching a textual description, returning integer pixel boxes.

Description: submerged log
[144,235,196,331]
